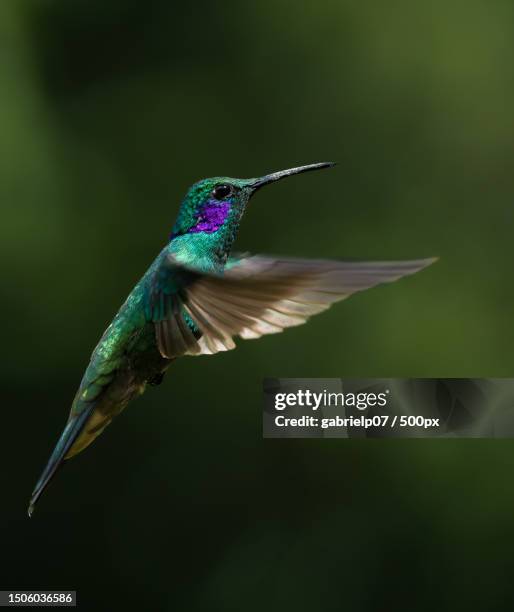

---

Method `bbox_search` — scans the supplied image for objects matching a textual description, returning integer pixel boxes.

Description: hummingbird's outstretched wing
[151,255,436,358]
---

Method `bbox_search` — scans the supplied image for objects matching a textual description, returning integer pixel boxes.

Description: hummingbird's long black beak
[250,162,335,190]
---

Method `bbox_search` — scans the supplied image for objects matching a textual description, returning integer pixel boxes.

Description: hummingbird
[28,162,435,515]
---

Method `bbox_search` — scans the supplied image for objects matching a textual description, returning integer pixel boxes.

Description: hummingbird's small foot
[148,372,165,386]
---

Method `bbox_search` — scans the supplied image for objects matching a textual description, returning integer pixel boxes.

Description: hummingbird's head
[170,177,251,241]
[169,162,335,271]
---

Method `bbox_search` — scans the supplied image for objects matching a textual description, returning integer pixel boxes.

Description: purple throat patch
[190,199,231,233]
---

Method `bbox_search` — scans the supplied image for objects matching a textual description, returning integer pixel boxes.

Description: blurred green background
[3,0,514,609]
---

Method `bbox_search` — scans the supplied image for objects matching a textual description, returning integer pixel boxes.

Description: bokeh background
[3,0,514,609]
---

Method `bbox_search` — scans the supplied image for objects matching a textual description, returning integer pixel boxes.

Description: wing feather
[151,255,436,358]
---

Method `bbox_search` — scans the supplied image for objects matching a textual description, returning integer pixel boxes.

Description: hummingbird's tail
[28,405,95,517]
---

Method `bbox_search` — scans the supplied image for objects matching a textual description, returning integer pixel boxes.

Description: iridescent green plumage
[28,163,436,515]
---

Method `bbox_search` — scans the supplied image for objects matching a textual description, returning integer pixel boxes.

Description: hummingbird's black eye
[212,184,232,200]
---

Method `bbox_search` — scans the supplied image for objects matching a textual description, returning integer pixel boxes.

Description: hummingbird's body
[64,259,170,459]
[29,163,435,515]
